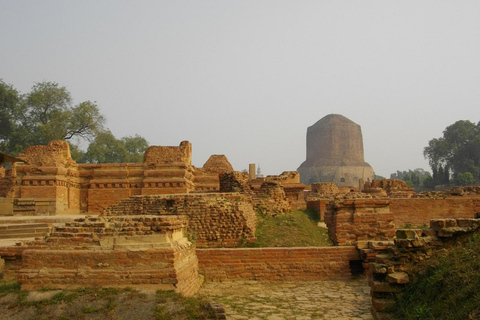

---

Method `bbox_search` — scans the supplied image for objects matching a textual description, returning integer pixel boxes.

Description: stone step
[0,223,51,240]
[0,223,49,230]
[0,227,50,235]
[0,233,45,239]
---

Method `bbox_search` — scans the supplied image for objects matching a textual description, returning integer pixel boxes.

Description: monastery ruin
[1,121,480,319]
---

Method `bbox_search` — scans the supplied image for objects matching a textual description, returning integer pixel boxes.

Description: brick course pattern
[102,193,258,248]
[15,215,204,296]
[390,198,479,227]
[196,246,360,281]
[325,198,396,246]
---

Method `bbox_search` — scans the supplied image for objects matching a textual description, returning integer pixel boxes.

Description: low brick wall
[391,198,480,227]
[196,246,360,281]
[17,246,203,296]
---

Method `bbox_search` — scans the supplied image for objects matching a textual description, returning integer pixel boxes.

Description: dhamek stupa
[297,114,374,187]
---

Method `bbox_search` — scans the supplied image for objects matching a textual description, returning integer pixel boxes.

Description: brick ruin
[1,140,480,318]
[0,140,304,217]
[102,193,258,248]
[365,216,480,319]
[18,214,203,296]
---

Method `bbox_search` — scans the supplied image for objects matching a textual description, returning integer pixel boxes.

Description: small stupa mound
[202,154,234,174]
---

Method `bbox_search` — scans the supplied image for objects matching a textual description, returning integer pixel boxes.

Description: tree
[82,131,128,164]
[0,81,105,155]
[121,134,149,163]
[0,80,21,153]
[81,132,149,164]
[1,79,150,163]
[424,120,480,186]
[455,172,475,186]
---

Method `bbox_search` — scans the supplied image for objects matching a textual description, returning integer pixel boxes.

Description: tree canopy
[0,79,149,163]
[424,120,480,186]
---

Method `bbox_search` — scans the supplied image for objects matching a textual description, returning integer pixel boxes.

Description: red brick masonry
[196,246,360,281]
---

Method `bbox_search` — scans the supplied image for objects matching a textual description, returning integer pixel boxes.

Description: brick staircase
[0,223,51,240]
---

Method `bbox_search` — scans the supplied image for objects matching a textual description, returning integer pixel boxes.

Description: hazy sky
[1,1,479,177]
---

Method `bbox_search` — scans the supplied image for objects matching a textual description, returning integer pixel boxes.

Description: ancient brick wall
[17,246,203,296]
[5,141,197,215]
[102,193,257,248]
[196,246,360,281]
[267,171,306,210]
[390,198,479,227]
[15,215,204,296]
[306,199,331,221]
[366,217,480,320]
[325,198,396,246]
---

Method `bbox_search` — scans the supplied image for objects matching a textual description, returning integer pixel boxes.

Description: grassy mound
[0,283,217,320]
[246,210,332,247]
[393,234,480,320]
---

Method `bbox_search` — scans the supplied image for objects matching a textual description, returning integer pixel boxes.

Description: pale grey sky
[1,1,479,177]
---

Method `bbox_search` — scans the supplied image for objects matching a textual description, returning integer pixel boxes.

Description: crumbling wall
[363,179,414,198]
[366,217,480,320]
[265,171,306,210]
[102,193,257,248]
[16,215,204,296]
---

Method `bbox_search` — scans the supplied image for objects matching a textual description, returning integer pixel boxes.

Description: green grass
[393,233,480,320]
[245,210,332,247]
[0,280,21,296]
[0,284,218,320]
[154,290,217,320]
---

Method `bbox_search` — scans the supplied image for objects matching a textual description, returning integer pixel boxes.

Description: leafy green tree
[0,80,21,153]
[455,172,475,186]
[424,120,480,186]
[82,131,128,163]
[81,131,149,164]
[0,81,105,155]
[121,134,149,162]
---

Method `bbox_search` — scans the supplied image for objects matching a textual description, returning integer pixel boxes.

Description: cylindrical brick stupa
[297,114,374,186]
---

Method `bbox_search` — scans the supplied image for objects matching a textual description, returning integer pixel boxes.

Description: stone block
[386,272,409,284]
[396,229,420,239]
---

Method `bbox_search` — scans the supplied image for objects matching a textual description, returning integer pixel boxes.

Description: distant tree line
[390,168,432,191]
[0,79,148,163]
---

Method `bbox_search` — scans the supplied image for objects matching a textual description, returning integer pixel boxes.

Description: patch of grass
[0,280,21,296]
[393,233,480,320]
[154,290,217,320]
[245,210,332,247]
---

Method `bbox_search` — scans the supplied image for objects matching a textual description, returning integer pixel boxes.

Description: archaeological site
[1,115,480,319]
